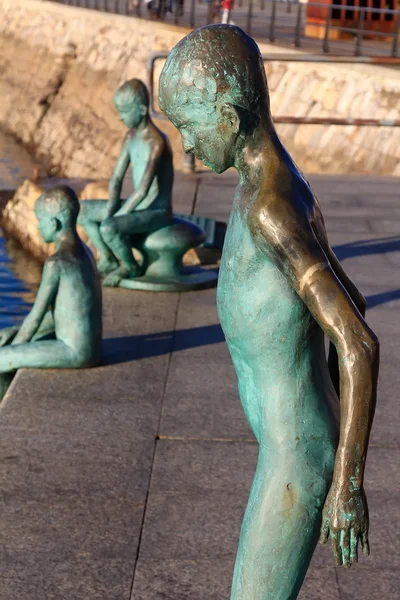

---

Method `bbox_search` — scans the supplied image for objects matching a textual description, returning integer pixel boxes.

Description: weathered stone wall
[0,0,187,177]
[265,61,400,175]
[0,0,399,177]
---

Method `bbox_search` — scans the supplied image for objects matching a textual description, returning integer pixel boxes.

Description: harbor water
[0,131,42,329]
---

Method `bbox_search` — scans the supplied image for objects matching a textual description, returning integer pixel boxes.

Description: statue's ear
[51,217,61,232]
[220,103,241,134]
[140,104,148,117]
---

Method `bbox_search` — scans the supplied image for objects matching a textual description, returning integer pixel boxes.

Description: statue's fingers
[330,531,342,566]
[340,529,351,568]
[350,527,359,564]
[319,519,329,545]
[361,529,370,557]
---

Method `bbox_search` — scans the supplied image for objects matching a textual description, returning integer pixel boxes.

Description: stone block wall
[0,0,399,177]
[265,60,400,175]
[0,0,187,177]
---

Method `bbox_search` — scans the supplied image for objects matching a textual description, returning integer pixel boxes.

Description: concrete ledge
[0,288,180,599]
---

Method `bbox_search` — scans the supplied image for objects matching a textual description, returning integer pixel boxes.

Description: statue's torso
[128,132,173,212]
[53,246,102,357]
[217,186,338,459]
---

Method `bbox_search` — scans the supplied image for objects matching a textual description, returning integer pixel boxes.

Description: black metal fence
[49,0,400,56]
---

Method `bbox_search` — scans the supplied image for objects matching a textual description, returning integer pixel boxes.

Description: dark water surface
[0,231,41,328]
[0,132,42,329]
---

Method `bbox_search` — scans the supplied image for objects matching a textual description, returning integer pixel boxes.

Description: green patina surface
[79,79,216,292]
[160,24,379,599]
[0,186,102,399]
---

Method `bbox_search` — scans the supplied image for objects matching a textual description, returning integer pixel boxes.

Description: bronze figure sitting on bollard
[160,25,379,599]
[79,78,217,292]
[0,186,102,399]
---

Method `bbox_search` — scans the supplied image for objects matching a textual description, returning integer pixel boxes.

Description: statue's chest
[129,139,151,186]
[216,207,299,342]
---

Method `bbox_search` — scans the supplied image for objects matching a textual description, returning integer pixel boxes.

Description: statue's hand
[320,483,369,568]
[0,325,20,347]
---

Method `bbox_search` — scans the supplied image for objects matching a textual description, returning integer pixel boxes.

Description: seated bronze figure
[79,78,216,292]
[0,186,102,398]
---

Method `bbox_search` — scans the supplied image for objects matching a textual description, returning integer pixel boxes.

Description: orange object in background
[221,0,235,22]
[305,0,399,40]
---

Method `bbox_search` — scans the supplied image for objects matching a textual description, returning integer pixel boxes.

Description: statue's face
[35,208,57,243]
[115,98,145,129]
[168,102,237,174]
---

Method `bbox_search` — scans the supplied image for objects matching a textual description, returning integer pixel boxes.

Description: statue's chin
[214,164,229,174]
[202,159,228,174]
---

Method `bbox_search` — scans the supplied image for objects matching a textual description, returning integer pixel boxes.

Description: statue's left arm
[12,260,60,345]
[252,201,379,569]
[106,133,132,218]
[0,312,55,347]
[114,140,163,216]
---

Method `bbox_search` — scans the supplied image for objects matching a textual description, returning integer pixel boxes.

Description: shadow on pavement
[104,235,400,364]
[365,289,400,310]
[103,323,225,364]
[333,235,400,261]
[333,235,400,310]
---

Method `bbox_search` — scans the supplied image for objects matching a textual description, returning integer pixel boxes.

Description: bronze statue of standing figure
[159,25,379,599]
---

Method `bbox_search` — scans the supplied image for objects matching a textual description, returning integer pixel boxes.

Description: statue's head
[35,186,80,242]
[114,79,149,129]
[159,25,270,173]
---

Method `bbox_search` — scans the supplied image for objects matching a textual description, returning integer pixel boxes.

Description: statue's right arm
[318,241,367,396]
[12,260,60,345]
[322,244,366,317]
[251,198,379,568]
[106,134,131,218]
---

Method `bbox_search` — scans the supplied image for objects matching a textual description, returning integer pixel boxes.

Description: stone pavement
[0,170,399,599]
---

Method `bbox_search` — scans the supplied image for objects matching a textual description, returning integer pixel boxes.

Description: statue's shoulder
[41,254,63,282]
[124,129,136,143]
[44,254,62,269]
[149,120,168,147]
[250,187,312,251]
[46,248,80,271]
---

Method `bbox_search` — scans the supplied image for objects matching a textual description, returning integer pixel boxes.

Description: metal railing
[146,51,400,170]
[270,1,400,57]
[49,0,400,56]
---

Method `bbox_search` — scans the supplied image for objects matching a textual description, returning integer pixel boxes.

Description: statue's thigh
[237,376,261,441]
[79,200,108,223]
[114,210,168,235]
[233,459,328,600]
